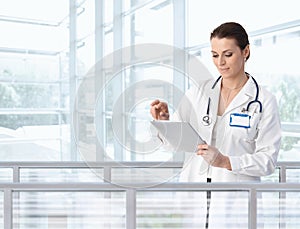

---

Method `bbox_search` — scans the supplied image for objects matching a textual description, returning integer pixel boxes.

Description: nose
[218,56,225,66]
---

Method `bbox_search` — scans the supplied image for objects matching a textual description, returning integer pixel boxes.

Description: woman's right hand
[150,99,169,120]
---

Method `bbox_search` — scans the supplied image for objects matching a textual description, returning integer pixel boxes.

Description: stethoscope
[202,73,262,126]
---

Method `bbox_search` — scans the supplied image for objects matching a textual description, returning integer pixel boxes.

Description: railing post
[126,189,136,229]
[279,165,287,183]
[279,165,287,228]
[4,189,12,229]
[13,166,20,183]
[103,166,112,183]
[249,188,257,229]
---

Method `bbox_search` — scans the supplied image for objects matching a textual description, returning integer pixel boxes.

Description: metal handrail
[0,161,299,183]
[0,160,298,168]
[0,161,183,168]
[1,162,300,229]
[1,182,300,229]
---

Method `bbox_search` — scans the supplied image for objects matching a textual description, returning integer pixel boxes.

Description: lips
[219,68,229,73]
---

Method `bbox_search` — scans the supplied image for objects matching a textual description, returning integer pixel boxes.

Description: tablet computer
[150,120,205,152]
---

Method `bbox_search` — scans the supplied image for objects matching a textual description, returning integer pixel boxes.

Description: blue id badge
[229,113,251,128]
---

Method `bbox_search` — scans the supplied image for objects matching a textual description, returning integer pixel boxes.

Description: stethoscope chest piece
[202,115,212,126]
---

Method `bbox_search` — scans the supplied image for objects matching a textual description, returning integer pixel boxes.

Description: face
[210,37,249,79]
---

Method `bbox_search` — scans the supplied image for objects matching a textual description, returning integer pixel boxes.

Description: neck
[222,73,247,90]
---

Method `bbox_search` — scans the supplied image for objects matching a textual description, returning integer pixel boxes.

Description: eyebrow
[211,49,232,53]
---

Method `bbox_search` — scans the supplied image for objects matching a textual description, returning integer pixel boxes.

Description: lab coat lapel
[223,77,256,116]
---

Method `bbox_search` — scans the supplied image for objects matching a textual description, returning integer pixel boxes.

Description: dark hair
[210,22,250,60]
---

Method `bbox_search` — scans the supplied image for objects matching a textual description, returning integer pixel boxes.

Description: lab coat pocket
[247,112,262,141]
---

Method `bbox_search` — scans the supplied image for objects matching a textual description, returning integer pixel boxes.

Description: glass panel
[100,64,182,161]
[137,191,248,228]
[0,21,68,52]
[77,0,95,75]
[104,31,113,56]
[0,125,70,161]
[76,35,95,76]
[77,0,95,40]
[0,3,68,53]
[0,1,70,161]
[0,191,3,228]
[262,168,280,183]
[187,0,300,47]
[0,83,62,109]
[112,167,181,184]
[0,168,13,182]
[258,192,300,229]
[0,53,61,83]
[13,191,126,228]
[124,0,173,45]
[249,38,300,160]
[0,0,68,23]
[0,114,62,129]
[104,0,113,24]
[287,169,300,182]
[20,168,104,182]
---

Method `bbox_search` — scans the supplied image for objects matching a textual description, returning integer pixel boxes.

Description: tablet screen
[150,121,205,152]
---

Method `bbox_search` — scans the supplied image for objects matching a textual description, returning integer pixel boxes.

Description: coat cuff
[229,156,242,172]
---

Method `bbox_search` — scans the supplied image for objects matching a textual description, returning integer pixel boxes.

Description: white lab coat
[174,76,281,228]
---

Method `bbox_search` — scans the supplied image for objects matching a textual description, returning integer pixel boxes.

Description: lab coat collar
[207,75,257,120]
[223,75,257,116]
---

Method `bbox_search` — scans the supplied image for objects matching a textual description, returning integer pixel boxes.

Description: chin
[220,73,231,78]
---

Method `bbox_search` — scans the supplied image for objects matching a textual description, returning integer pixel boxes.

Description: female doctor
[150,22,281,228]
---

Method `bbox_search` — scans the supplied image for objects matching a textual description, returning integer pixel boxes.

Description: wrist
[222,156,232,170]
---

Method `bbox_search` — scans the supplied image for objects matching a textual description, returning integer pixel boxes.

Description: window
[0,0,70,161]
[1,0,299,163]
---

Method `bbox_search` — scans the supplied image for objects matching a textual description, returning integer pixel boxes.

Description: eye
[225,52,233,57]
[212,54,218,58]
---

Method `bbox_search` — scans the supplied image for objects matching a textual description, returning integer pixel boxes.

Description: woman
[150,22,281,228]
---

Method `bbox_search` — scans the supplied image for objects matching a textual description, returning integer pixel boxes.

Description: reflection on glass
[137,191,248,228]
[76,35,95,75]
[0,191,3,228]
[0,168,13,182]
[112,167,181,184]
[0,1,69,161]
[77,0,95,40]
[124,1,173,45]
[258,192,300,229]
[287,169,300,182]
[13,191,126,228]
[20,168,104,183]
[0,125,70,161]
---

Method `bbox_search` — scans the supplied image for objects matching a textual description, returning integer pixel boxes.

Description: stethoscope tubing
[202,73,262,126]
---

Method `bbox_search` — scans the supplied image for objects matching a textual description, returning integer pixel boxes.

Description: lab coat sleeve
[172,85,201,123]
[229,93,281,177]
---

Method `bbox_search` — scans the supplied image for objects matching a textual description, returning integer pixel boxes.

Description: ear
[243,44,250,59]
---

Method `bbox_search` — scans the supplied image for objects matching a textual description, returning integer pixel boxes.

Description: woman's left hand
[197,144,232,170]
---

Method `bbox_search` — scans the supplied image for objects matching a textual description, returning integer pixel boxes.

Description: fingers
[159,111,169,120]
[150,105,159,119]
[196,145,223,167]
[150,100,160,119]
[198,144,208,150]
[150,99,169,120]
[196,144,208,155]
[150,99,160,106]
